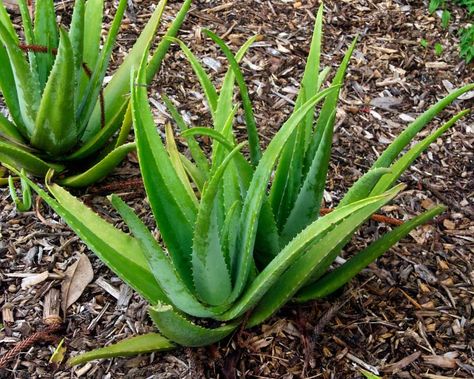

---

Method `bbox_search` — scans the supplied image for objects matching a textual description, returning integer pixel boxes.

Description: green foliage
[21,5,473,364]
[0,0,191,190]
[428,0,474,62]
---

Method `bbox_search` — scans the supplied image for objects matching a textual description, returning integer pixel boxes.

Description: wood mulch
[1,0,473,378]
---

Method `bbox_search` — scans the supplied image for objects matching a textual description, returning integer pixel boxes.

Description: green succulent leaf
[192,142,246,306]
[0,141,64,176]
[8,170,32,211]
[0,22,41,136]
[149,303,238,347]
[67,333,175,366]
[56,142,136,187]
[204,30,262,166]
[31,29,77,156]
[295,205,446,301]
[33,0,59,89]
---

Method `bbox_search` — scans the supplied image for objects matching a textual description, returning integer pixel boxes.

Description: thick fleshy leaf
[192,143,245,306]
[31,29,77,156]
[338,168,391,207]
[82,0,103,70]
[247,186,403,327]
[76,0,127,136]
[17,0,38,77]
[229,86,337,302]
[162,94,210,175]
[165,123,199,206]
[370,110,469,195]
[68,0,85,101]
[31,180,166,304]
[0,22,41,136]
[0,141,63,175]
[83,0,167,138]
[8,170,32,211]
[218,185,403,322]
[204,30,262,166]
[295,205,446,301]
[280,110,336,245]
[149,303,237,347]
[269,5,323,229]
[0,113,25,144]
[33,0,59,90]
[67,333,175,366]
[0,44,24,134]
[56,142,136,187]
[132,59,197,291]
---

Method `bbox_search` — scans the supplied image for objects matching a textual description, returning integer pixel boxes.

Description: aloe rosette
[0,0,191,188]
[19,5,473,364]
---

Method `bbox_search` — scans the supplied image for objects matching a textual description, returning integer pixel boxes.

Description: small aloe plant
[19,5,473,365]
[0,0,191,189]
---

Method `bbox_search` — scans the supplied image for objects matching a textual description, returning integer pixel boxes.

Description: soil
[1,0,473,378]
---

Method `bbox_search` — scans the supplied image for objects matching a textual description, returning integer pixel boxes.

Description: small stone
[8,284,16,293]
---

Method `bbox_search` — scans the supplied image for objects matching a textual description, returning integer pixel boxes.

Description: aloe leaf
[219,186,403,322]
[165,123,199,206]
[180,154,206,193]
[247,186,404,327]
[82,0,166,140]
[192,143,245,306]
[295,205,445,302]
[372,83,474,170]
[212,35,257,168]
[8,170,32,211]
[338,168,392,207]
[304,37,357,174]
[254,200,280,266]
[0,113,25,144]
[0,141,63,175]
[82,0,103,70]
[76,0,128,136]
[65,100,129,160]
[17,0,38,76]
[68,0,85,103]
[67,333,175,366]
[170,37,219,116]
[229,87,337,302]
[162,94,210,175]
[109,194,223,318]
[269,6,323,229]
[370,109,469,195]
[113,101,133,149]
[19,178,166,304]
[132,60,197,290]
[0,44,24,134]
[145,0,192,84]
[205,30,262,166]
[221,200,241,272]
[0,23,41,136]
[31,29,77,156]
[280,110,336,245]
[56,142,135,187]
[0,0,17,41]
[149,303,237,347]
[33,0,59,89]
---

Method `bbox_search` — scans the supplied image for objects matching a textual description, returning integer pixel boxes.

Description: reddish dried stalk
[18,43,106,129]
[0,323,62,369]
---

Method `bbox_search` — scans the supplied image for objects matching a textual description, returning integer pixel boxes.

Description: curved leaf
[67,333,175,366]
[149,303,237,347]
[31,29,77,156]
[56,142,135,187]
[295,205,446,301]
[0,140,64,175]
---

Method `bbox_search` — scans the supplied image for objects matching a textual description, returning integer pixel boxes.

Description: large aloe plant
[19,5,473,364]
[0,0,191,187]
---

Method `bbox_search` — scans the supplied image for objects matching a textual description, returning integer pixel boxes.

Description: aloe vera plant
[0,0,191,188]
[18,5,473,364]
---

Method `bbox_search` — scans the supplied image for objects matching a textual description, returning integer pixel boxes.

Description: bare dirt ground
[1,0,473,378]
